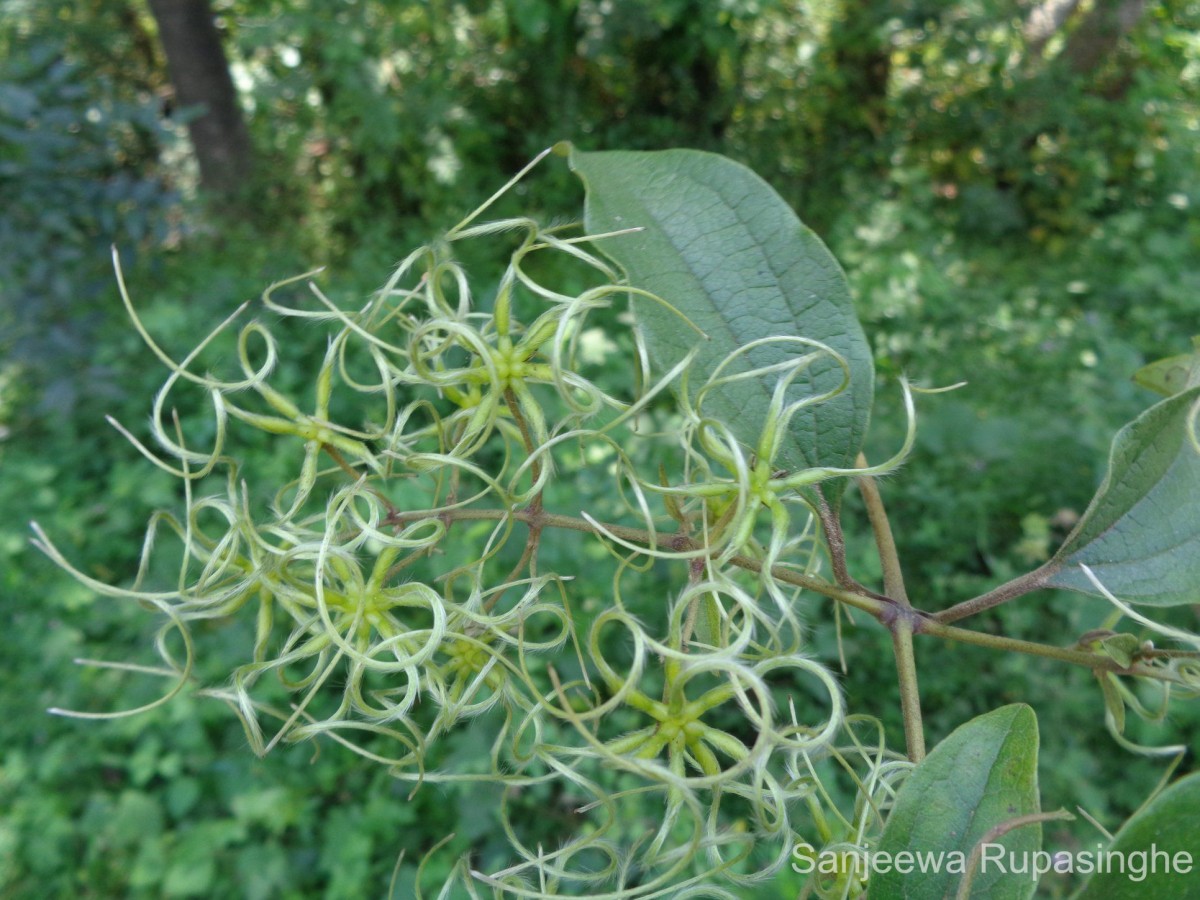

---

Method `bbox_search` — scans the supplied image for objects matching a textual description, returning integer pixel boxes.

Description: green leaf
[1098,633,1142,669]
[568,147,874,504]
[1044,386,1200,606]
[1132,336,1200,396]
[873,704,1041,900]
[1073,773,1200,900]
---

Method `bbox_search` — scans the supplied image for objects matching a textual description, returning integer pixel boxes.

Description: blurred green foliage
[0,28,177,422]
[2,0,1198,896]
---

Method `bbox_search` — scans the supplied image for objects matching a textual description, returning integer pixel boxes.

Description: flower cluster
[35,154,906,898]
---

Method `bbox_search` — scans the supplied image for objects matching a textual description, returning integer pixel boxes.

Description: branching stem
[919,618,1189,682]
[382,503,1177,684]
[386,502,889,616]
[856,453,925,762]
[932,564,1056,624]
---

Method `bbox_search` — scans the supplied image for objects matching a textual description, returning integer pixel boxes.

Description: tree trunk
[1061,0,1148,75]
[1024,0,1083,58]
[146,0,253,195]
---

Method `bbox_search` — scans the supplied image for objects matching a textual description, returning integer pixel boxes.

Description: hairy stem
[386,503,889,616]
[856,454,924,761]
[932,564,1056,624]
[382,504,1184,684]
[814,488,891,603]
[814,488,857,590]
[891,617,926,761]
[918,618,1188,682]
[855,454,908,605]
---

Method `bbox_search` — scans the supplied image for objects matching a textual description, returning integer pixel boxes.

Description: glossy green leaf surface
[568,147,874,503]
[1045,386,1200,606]
[1073,773,1200,900]
[873,705,1041,899]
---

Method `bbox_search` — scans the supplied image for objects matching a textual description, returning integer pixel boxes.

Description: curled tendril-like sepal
[41,153,927,898]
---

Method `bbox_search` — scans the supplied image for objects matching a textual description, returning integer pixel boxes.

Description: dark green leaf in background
[569,147,874,505]
[873,704,1042,899]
